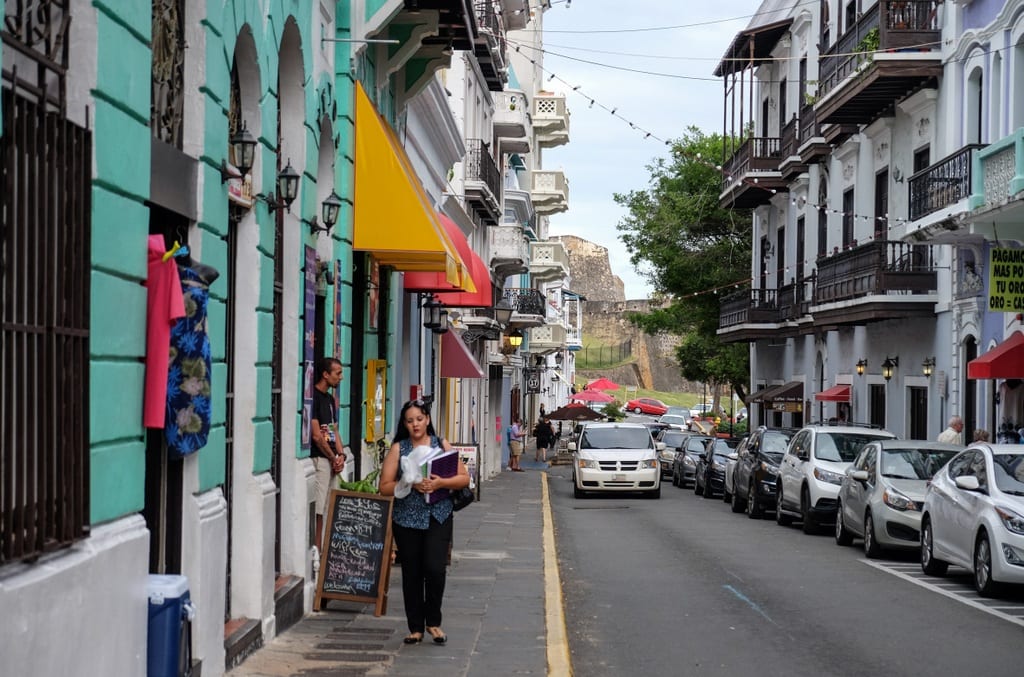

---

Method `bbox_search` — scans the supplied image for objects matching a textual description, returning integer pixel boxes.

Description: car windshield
[665,407,689,416]
[660,431,687,447]
[761,431,793,460]
[816,432,890,463]
[880,448,960,480]
[992,454,1024,495]
[580,428,653,450]
[714,439,739,453]
[660,415,687,426]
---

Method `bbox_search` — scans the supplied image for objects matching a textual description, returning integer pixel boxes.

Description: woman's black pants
[393,517,453,633]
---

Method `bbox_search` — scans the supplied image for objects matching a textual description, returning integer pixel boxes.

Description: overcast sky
[537,0,762,299]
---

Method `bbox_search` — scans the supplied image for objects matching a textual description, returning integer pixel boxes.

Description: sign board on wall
[988,248,1024,312]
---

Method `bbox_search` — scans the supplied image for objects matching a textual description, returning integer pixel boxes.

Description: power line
[542,0,819,34]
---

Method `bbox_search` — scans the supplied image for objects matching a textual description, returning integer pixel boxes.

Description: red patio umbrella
[570,390,615,403]
[586,377,621,391]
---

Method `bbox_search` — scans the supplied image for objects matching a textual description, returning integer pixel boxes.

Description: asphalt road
[547,463,1024,677]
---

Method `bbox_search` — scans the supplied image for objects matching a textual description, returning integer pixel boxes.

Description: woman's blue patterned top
[392,437,453,529]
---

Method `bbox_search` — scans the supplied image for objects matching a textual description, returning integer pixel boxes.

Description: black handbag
[451,486,474,512]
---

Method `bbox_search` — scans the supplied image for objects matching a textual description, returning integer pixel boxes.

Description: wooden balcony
[816,1,942,126]
[778,117,808,180]
[719,136,787,208]
[717,276,815,342]
[908,143,983,223]
[797,103,830,164]
[811,240,937,326]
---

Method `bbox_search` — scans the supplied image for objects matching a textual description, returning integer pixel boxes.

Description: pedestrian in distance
[534,416,554,462]
[937,415,964,445]
[379,399,470,646]
[311,357,346,550]
[509,416,525,471]
[973,429,991,442]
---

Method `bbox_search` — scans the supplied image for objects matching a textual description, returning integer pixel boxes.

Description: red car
[625,398,668,416]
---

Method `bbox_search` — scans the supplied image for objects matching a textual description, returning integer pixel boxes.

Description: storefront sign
[226,168,254,209]
[988,247,1024,311]
[450,444,479,495]
[771,401,803,413]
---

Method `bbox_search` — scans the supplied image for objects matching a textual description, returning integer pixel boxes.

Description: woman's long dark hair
[393,399,437,443]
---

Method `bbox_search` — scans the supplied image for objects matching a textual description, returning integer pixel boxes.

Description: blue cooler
[147,574,194,677]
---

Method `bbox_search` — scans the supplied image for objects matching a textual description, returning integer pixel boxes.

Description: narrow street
[548,464,1024,677]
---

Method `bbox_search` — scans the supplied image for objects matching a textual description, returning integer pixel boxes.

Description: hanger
[162,240,182,263]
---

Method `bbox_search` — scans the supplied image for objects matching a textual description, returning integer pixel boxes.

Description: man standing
[311,357,346,548]
[937,415,964,445]
[509,416,525,472]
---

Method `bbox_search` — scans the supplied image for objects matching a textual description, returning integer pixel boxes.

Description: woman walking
[379,399,470,645]
[534,416,554,462]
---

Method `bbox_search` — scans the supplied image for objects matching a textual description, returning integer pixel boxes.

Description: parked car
[671,434,713,488]
[625,398,669,416]
[836,440,962,557]
[569,422,663,499]
[664,406,691,420]
[695,437,743,499]
[722,436,749,502]
[731,426,799,518]
[657,414,689,429]
[654,428,688,478]
[777,424,897,534]
[920,444,1024,596]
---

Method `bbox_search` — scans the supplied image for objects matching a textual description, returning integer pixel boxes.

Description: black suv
[730,426,799,518]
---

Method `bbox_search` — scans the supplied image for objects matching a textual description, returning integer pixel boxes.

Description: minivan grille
[598,460,639,471]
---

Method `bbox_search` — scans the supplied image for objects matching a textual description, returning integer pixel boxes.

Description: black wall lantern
[493,297,513,328]
[309,190,343,234]
[220,121,258,182]
[421,295,449,334]
[922,356,935,378]
[260,160,301,213]
[856,359,867,376]
[881,356,898,381]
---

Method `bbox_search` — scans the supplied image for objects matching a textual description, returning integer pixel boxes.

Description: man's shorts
[312,456,333,515]
[510,440,523,457]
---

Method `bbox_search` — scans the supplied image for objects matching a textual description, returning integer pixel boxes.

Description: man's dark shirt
[312,389,336,459]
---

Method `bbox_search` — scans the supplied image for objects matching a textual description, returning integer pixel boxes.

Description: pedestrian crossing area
[864,559,1024,628]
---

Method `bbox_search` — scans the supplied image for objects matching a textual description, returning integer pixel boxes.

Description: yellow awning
[353,83,471,290]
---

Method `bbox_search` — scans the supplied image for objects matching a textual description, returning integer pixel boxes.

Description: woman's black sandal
[426,626,447,644]
[403,633,423,644]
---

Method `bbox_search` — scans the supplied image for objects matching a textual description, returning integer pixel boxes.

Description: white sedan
[921,444,1024,596]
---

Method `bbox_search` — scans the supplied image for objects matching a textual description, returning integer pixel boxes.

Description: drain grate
[300,651,391,663]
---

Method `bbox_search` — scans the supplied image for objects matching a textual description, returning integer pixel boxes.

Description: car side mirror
[568,442,577,452]
[727,452,738,461]
[954,475,981,491]
[656,442,666,451]
[850,469,869,482]
[797,450,809,461]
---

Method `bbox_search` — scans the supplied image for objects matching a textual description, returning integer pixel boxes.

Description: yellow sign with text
[988,248,1024,312]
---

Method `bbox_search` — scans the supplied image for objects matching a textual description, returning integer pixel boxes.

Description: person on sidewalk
[534,416,554,462]
[937,415,964,444]
[379,399,470,646]
[311,357,346,549]
[509,416,525,471]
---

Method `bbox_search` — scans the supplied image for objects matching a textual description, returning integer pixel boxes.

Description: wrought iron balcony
[908,143,983,222]
[489,224,530,279]
[464,138,502,225]
[528,323,567,354]
[811,240,937,326]
[493,90,532,153]
[816,1,942,126]
[529,241,570,282]
[473,0,508,91]
[533,92,570,148]
[719,136,785,208]
[531,170,569,215]
[503,287,546,328]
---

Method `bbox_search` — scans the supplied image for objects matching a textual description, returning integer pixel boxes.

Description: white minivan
[569,422,663,499]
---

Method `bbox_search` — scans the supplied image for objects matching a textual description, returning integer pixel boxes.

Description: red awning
[967,332,1024,379]
[440,331,486,379]
[404,214,477,293]
[815,384,851,402]
[434,249,493,308]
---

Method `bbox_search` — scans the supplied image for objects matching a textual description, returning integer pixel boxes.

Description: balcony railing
[908,144,983,221]
[529,241,569,281]
[533,92,570,147]
[722,136,781,190]
[719,288,779,329]
[969,128,1024,213]
[531,170,569,215]
[775,275,815,322]
[473,0,508,90]
[814,240,937,305]
[566,325,583,349]
[798,102,820,144]
[529,323,567,352]
[504,287,546,316]
[819,1,940,100]
[489,224,529,278]
[779,117,799,159]
[493,89,531,152]
[464,138,501,224]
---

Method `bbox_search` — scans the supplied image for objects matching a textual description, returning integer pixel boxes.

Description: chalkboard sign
[314,490,395,616]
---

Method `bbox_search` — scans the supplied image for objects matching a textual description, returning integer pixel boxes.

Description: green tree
[614,127,752,401]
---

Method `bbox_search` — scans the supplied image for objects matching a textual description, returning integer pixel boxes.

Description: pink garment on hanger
[144,234,186,428]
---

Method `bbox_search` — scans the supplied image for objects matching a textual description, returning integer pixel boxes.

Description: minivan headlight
[995,506,1024,535]
[578,459,599,470]
[813,467,844,485]
[640,459,658,469]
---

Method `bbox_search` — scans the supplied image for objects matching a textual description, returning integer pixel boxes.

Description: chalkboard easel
[315,490,395,617]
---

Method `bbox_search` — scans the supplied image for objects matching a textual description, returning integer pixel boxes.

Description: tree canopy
[614,127,752,400]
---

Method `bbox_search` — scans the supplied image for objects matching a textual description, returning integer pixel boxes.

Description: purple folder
[425,450,459,504]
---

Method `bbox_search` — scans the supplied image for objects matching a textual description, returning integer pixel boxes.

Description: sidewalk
[228,462,556,676]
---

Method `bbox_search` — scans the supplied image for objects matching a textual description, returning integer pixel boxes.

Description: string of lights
[538,0,819,34]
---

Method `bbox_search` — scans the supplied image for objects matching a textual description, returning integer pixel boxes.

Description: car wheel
[633,407,642,414]
[920,517,948,576]
[834,502,853,546]
[730,485,745,513]
[775,487,793,526]
[573,482,584,499]
[974,531,1000,597]
[801,487,818,535]
[648,485,662,499]
[746,481,763,518]
[863,512,882,559]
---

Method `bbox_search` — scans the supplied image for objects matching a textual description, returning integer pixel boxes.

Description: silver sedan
[836,440,962,557]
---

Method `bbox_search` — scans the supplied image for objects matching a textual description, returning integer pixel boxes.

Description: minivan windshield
[816,432,890,463]
[580,427,653,450]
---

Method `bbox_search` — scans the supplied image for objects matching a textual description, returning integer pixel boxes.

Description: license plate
[613,473,625,481]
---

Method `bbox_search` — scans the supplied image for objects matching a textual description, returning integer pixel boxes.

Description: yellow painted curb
[541,473,573,676]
